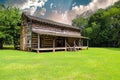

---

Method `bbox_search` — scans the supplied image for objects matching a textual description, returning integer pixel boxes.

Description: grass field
[0,48,120,80]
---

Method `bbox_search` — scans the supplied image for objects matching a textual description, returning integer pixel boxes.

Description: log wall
[32,33,38,48]
[32,22,81,36]
[41,35,54,48]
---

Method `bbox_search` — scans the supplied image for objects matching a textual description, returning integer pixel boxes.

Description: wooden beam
[81,39,83,47]
[79,39,81,47]
[74,40,76,51]
[78,39,81,50]
[29,32,32,51]
[74,40,75,47]
[37,34,40,53]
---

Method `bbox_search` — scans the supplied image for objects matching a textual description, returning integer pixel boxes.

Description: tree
[0,3,21,49]
[0,8,7,48]
[6,7,21,49]
[72,17,88,36]
[72,17,88,28]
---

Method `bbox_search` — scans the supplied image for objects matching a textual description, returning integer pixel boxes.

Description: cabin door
[55,37,65,47]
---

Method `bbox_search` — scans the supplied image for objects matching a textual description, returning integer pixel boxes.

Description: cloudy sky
[0,0,119,25]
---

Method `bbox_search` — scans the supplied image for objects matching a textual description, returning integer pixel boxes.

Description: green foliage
[0,48,120,80]
[72,17,89,36]
[113,0,120,8]
[72,17,88,28]
[72,0,120,47]
[0,4,21,49]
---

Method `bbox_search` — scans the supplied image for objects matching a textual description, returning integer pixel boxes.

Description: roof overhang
[32,28,88,39]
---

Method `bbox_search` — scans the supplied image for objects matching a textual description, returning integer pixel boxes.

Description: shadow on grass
[104,47,120,52]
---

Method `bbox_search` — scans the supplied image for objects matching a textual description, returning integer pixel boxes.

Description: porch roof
[32,28,88,39]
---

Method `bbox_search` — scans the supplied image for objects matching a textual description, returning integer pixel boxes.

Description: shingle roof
[23,13,80,30]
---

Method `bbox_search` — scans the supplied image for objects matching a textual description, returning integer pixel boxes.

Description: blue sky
[0,0,91,6]
[42,0,91,18]
[0,0,118,24]
[0,0,91,13]
[0,0,5,3]
[44,0,91,10]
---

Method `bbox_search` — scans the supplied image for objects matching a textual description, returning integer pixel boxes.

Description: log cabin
[20,13,89,53]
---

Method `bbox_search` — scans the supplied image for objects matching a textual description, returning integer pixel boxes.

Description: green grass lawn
[0,48,120,80]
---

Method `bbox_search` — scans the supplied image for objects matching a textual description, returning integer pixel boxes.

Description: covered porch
[29,32,89,53]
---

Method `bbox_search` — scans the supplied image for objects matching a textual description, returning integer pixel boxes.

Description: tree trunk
[0,38,3,49]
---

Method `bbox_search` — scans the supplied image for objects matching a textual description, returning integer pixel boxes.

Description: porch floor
[31,46,88,52]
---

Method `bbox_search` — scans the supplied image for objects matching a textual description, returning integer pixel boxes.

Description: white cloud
[72,0,119,14]
[72,2,76,7]
[50,3,54,9]
[63,0,119,25]
[14,0,47,15]
[40,8,46,16]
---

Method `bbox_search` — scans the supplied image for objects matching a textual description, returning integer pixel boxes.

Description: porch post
[81,39,83,47]
[37,34,40,53]
[79,39,81,50]
[74,40,76,51]
[53,37,55,52]
[79,39,81,47]
[74,40,75,47]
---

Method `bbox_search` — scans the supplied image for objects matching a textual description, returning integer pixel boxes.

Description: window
[61,28,64,32]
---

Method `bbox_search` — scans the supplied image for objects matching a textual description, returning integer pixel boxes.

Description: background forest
[73,0,120,47]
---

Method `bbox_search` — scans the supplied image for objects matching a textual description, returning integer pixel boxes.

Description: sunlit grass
[0,48,120,80]
[3,45,14,49]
